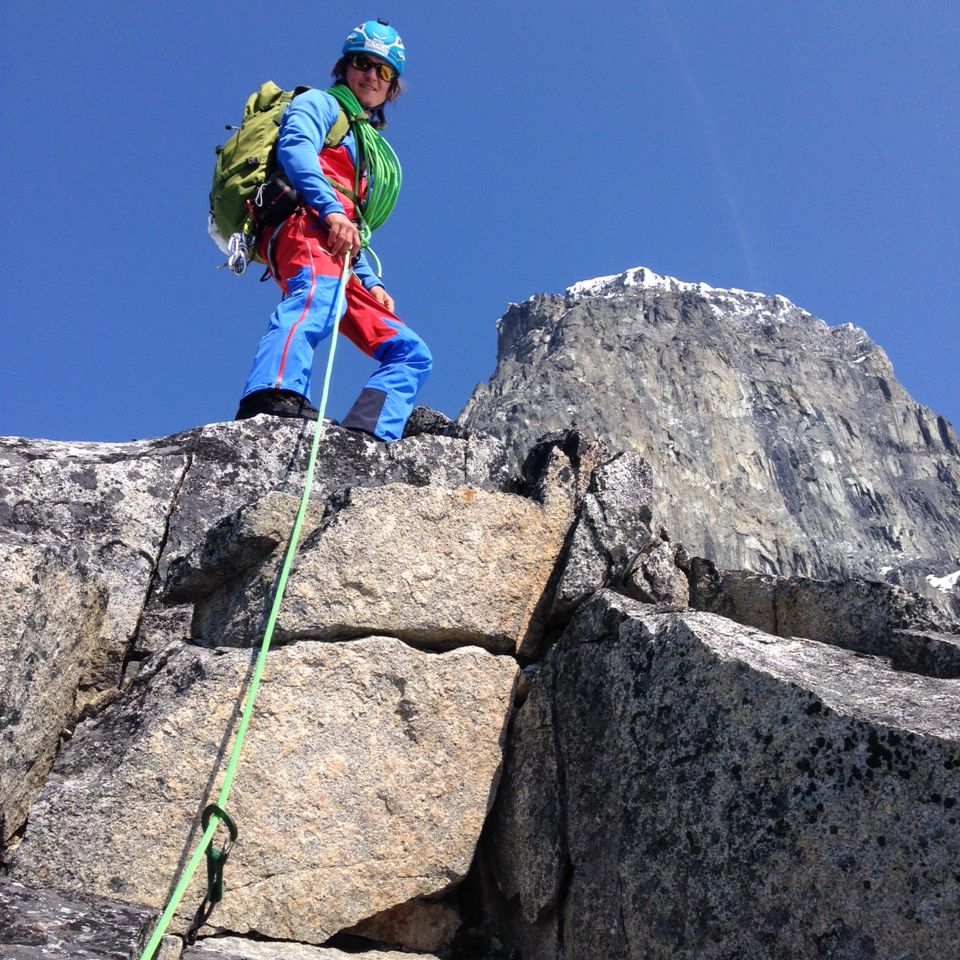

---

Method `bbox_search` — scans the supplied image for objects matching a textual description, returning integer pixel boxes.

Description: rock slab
[0,433,190,688]
[184,936,437,959]
[0,539,107,841]
[10,637,518,945]
[137,417,515,656]
[0,878,157,959]
[192,482,573,655]
[549,450,655,620]
[485,590,960,959]
[690,560,960,676]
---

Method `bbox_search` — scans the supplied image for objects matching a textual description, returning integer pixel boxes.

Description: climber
[235,20,432,441]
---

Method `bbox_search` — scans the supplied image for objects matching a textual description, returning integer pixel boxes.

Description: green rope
[138,250,353,960]
[326,84,402,250]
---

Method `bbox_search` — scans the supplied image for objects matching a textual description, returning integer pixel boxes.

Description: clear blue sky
[2,1,957,442]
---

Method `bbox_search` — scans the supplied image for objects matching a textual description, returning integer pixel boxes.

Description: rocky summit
[460,266,960,605]
[2,269,960,959]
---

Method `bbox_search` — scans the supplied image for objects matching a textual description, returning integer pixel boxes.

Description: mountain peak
[464,268,960,591]
[562,265,827,329]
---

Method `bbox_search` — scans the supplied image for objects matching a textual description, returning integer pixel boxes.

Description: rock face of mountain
[3,409,960,960]
[460,267,960,598]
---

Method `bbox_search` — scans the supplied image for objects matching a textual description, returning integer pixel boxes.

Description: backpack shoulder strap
[324,106,351,149]
[278,85,348,147]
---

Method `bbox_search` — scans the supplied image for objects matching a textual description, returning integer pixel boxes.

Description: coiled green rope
[326,84,402,257]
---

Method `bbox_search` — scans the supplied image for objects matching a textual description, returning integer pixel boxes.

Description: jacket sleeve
[276,90,347,221]
[352,250,383,290]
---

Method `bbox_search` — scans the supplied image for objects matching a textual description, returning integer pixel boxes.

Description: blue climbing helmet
[342,19,406,77]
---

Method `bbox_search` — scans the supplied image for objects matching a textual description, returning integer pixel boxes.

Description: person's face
[345,54,394,109]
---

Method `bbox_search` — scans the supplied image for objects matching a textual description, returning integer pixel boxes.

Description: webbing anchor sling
[138,250,353,960]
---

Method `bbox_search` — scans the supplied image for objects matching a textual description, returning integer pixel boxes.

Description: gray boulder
[689,559,960,676]
[155,417,514,584]
[10,636,517,945]
[0,433,190,689]
[0,878,158,959]
[0,419,517,843]
[484,590,960,959]
[623,536,690,607]
[543,445,657,621]
[137,417,514,656]
[0,538,107,841]
[184,937,438,959]
[142,418,507,635]
[0,417,516,705]
[188,480,574,657]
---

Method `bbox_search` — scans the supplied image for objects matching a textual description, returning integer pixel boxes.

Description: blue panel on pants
[241,267,344,400]
[367,323,433,441]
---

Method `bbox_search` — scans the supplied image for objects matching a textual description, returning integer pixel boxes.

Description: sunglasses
[349,54,395,83]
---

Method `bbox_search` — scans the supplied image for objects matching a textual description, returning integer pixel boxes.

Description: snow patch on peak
[927,569,960,593]
[563,266,817,327]
[565,266,712,299]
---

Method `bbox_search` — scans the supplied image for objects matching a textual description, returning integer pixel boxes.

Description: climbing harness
[137,248,353,960]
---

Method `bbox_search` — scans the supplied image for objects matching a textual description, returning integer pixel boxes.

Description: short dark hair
[331,55,404,130]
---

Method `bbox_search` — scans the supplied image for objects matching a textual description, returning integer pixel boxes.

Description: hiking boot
[235,389,319,422]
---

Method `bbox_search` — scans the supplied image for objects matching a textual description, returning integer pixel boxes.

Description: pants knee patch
[341,388,389,436]
[376,326,433,373]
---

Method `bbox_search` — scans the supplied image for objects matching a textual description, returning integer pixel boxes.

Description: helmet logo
[343,20,406,76]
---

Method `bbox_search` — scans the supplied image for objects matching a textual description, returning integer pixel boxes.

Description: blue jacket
[277,89,381,290]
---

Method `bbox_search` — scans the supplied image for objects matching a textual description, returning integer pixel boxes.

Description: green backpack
[208,81,349,272]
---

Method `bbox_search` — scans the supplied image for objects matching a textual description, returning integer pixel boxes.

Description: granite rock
[0,538,107,841]
[137,418,514,655]
[460,267,960,591]
[192,481,574,656]
[402,404,473,441]
[624,536,689,608]
[162,491,319,604]
[518,432,609,508]
[485,590,960,959]
[689,558,960,676]
[0,433,190,688]
[155,418,514,580]
[10,637,518,944]
[543,446,656,621]
[184,937,437,960]
[2,419,517,663]
[346,897,462,954]
[0,878,158,959]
